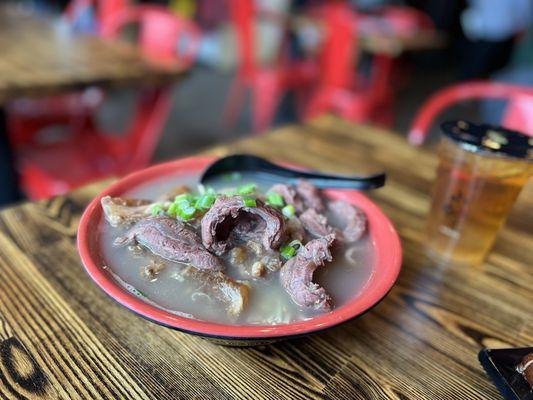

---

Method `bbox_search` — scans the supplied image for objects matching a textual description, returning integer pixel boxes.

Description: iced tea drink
[426,121,532,266]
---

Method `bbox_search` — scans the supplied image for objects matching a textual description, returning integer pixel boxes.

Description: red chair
[7,0,130,150]
[224,0,316,133]
[304,4,435,125]
[304,3,369,122]
[408,81,533,145]
[15,5,200,200]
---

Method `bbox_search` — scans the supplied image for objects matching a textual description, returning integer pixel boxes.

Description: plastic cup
[426,120,532,266]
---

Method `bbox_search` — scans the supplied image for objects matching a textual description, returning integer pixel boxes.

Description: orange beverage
[426,121,532,266]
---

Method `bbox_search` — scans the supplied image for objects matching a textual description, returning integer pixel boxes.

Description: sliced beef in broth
[101,196,153,227]
[269,183,305,213]
[115,216,223,271]
[299,208,336,238]
[280,235,335,311]
[269,180,325,213]
[328,200,367,243]
[201,196,285,255]
[295,179,325,212]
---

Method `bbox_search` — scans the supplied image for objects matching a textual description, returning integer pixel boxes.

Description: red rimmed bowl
[77,156,402,346]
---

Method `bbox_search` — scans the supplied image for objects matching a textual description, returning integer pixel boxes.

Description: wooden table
[0,7,184,102]
[0,6,186,205]
[0,116,531,399]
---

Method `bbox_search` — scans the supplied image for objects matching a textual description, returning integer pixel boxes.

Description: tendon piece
[328,200,367,242]
[280,235,335,311]
[115,216,223,271]
[182,266,250,316]
[101,196,153,227]
[296,179,325,212]
[201,196,285,255]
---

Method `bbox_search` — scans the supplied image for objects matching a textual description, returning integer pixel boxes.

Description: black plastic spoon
[200,154,386,190]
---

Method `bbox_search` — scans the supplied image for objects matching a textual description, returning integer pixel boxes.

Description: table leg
[0,108,22,206]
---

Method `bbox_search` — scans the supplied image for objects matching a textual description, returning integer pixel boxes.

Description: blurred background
[1,0,532,207]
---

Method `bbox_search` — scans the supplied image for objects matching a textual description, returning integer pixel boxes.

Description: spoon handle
[204,155,386,190]
[256,159,386,190]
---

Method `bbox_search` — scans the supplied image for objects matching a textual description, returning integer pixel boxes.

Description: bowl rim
[77,156,402,340]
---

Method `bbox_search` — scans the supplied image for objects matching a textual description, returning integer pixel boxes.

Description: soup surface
[98,173,375,325]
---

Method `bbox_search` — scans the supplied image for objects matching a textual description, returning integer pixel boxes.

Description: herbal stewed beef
[99,172,374,324]
[201,196,285,255]
[115,216,223,271]
[270,180,325,213]
[270,183,305,213]
[299,208,336,238]
[295,179,325,212]
[280,235,335,311]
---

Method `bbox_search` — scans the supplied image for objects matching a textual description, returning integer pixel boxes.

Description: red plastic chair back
[408,81,533,145]
[228,0,256,80]
[319,2,358,89]
[102,5,201,68]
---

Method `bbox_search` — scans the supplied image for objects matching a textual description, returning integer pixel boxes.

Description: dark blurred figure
[457,0,533,79]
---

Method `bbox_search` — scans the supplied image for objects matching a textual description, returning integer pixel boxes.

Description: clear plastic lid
[441,120,533,160]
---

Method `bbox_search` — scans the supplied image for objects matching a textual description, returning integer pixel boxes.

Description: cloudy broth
[98,173,375,325]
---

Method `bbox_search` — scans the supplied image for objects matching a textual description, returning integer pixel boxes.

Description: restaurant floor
[99,64,478,163]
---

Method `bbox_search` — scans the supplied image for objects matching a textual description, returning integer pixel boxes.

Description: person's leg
[0,108,22,207]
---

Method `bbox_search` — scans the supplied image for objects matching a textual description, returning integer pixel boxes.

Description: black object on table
[479,347,533,400]
[0,108,22,207]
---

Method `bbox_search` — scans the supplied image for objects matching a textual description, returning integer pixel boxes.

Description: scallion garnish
[237,183,257,195]
[266,193,284,208]
[242,196,257,207]
[150,204,165,216]
[167,202,179,217]
[282,204,295,218]
[177,205,196,220]
[195,194,216,210]
[280,245,297,260]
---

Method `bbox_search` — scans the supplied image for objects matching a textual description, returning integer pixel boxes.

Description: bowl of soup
[77,156,401,345]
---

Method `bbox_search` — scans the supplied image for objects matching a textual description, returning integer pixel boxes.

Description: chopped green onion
[150,204,165,216]
[282,204,295,218]
[266,193,284,208]
[167,202,179,217]
[177,205,196,220]
[195,194,216,210]
[241,196,257,207]
[237,183,257,195]
[280,245,297,260]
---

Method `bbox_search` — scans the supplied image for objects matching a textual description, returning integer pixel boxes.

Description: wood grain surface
[0,6,185,104]
[0,116,531,399]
